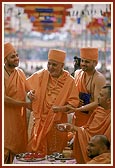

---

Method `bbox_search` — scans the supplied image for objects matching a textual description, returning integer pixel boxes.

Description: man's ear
[107,98,111,104]
[62,63,64,68]
[93,60,98,66]
[4,58,7,64]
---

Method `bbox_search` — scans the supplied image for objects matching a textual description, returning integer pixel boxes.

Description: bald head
[91,135,110,150]
[102,85,111,98]
[98,85,111,109]
[87,135,110,159]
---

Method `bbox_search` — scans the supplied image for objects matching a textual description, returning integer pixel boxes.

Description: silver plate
[16,152,45,162]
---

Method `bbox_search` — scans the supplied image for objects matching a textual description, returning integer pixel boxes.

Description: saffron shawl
[26,69,79,154]
[4,68,28,154]
[73,106,111,164]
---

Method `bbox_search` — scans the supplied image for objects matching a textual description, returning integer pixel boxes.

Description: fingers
[30,90,35,96]
[79,99,84,106]
[28,90,36,101]
[31,90,35,94]
[56,124,66,131]
[56,123,72,132]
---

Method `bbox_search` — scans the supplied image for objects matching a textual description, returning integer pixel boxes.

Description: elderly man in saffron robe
[4,42,32,163]
[26,49,79,155]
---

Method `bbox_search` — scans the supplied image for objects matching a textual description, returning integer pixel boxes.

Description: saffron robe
[26,69,79,155]
[73,106,111,164]
[87,152,111,164]
[74,69,106,126]
[4,68,28,163]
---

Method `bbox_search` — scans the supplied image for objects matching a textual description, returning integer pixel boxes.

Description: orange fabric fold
[74,69,87,93]
[26,69,79,154]
[86,153,111,164]
[73,106,111,164]
[4,68,28,156]
[74,69,91,126]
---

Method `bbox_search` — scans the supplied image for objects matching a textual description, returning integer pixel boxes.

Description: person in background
[26,49,79,155]
[86,135,111,164]
[71,47,106,126]
[4,42,32,164]
[71,56,81,77]
[68,55,81,148]
[56,85,111,163]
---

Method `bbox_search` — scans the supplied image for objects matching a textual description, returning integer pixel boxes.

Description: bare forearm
[52,104,75,113]
[76,101,98,112]
[71,124,78,131]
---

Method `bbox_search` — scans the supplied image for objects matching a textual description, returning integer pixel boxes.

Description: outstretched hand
[52,104,77,114]
[56,123,74,132]
[27,90,36,101]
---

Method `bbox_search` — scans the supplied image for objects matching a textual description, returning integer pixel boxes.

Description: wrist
[71,124,77,131]
[71,124,75,131]
[77,106,84,111]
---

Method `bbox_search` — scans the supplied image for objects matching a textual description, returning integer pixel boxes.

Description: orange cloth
[4,42,15,58]
[80,47,98,61]
[48,49,66,63]
[74,69,106,126]
[74,70,92,126]
[4,68,28,163]
[86,153,111,164]
[73,106,111,164]
[26,69,79,155]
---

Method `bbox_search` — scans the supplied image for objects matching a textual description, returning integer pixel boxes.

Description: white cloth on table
[13,156,76,165]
